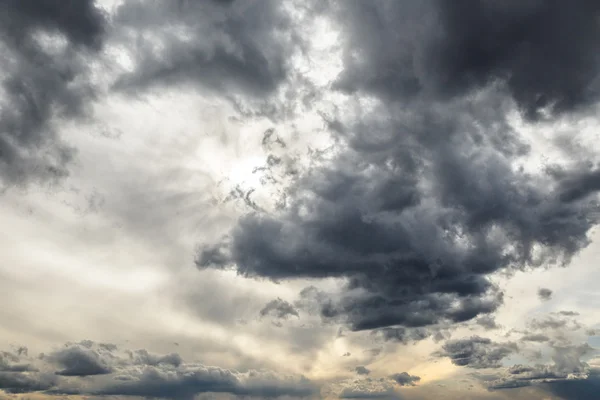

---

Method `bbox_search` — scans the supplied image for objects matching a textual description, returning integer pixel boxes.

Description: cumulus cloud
[339,382,399,399]
[0,340,317,399]
[46,343,113,376]
[355,366,370,376]
[0,350,33,373]
[198,0,600,337]
[389,372,421,387]
[0,347,54,394]
[437,336,518,369]
[488,343,594,390]
[0,371,57,394]
[63,364,317,399]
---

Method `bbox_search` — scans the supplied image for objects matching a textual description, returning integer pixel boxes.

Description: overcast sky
[2,1,600,399]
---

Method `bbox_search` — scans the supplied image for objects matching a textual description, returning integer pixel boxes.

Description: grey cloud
[70,364,318,400]
[0,350,33,373]
[558,168,600,203]
[521,334,550,343]
[194,1,600,337]
[294,286,330,316]
[113,0,295,99]
[543,368,600,400]
[438,336,517,369]
[379,326,450,345]
[198,90,600,332]
[538,288,553,302]
[476,315,500,331]
[127,349,182,367]
[0,371,57,394]
[339,384,399,399]
[0,340,318,399]
[557,311,580,317]
[529,316,569,331]
[389,372,420,387]
[488,343,593,390]
[355,366,370,376]
[260,298,300,320]
[333,0,600,119]
[0,0,106,187]
[46,343,113,376]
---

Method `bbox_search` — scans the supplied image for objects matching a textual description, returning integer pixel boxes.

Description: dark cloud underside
[334,0,600,119]
[0,0,106,187]
[198,1,600,334]
[438,336,517,369]
[0,341,317,399]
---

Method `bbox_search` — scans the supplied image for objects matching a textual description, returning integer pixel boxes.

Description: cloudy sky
[2,1,600,399]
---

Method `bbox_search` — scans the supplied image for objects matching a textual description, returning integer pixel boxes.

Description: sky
[2,0,600,399]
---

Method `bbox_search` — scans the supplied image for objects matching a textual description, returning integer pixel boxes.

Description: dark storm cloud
[558,169,600,203]
[333,0,600,119]
[0,347,55,393]
[260,298,300,320]
[198,92,600,332]
[0,340,318,399]
[197,0,600,335]
[543,368,600,400]
[389,372,420,387]
[537,288,553,301]
[378,326,450,345]
[46,343,113,376]
[70,365,318,400]
[0,0,106,187]
[0,371,57,394]
[113,0,295,99]
[437,336,517,369]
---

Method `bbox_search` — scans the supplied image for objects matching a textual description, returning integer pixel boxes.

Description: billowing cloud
[46,343,113,376]
[488,343,593,390]
[197,0,600,337]
[112,0,296,100]
[437,336,518,369]
[333,0,600,119]
[3,2,600,400]
[0,340,318,399]
[0,0,106,187]
[339,382,399,400]
[389,372,420,387]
